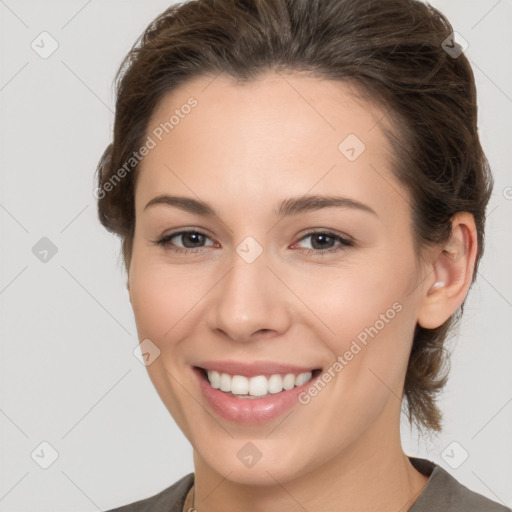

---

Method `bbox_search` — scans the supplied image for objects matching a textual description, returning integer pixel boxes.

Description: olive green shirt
[105,457,510,511]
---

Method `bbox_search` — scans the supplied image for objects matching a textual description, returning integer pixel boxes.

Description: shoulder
[104,473,194,512]
[409,457,510,512]
[446,474,511,512]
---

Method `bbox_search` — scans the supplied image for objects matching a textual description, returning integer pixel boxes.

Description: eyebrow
[144,194,378,217]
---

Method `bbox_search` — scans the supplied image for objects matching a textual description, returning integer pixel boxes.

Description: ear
[417,212,478,329]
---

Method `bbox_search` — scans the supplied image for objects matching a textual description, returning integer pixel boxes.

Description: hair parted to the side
[96,0,493,434]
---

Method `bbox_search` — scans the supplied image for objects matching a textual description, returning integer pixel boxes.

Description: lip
[192,364,322,424]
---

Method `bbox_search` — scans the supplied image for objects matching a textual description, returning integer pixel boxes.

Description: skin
[126,72,477,512]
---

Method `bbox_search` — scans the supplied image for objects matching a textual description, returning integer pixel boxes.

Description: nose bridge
[208,241,290,342]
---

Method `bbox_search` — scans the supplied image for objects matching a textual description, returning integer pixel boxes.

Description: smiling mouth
[195,367,322,399]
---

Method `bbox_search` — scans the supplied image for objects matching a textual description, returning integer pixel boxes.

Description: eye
[152,228,353,256]
[153,229,217,253]
[292,230,353,255]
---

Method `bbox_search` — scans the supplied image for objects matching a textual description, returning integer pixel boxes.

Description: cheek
[127,252,216,432]
[296,249,418,402]
[128,252,218,349]
[294,249,417,350]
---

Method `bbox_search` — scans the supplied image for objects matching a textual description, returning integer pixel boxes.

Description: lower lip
[192,367,319,424]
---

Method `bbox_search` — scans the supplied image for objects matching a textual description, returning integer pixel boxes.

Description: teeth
[208,370,220,389]
[249,376,267,396]
[219,372,231,392]
[283,373,296,390]
[295,372,312,386]
[231,375,249,395]
[268,374,283,394]
[206,370,313,396]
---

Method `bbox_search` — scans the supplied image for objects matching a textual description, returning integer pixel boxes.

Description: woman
[96,0,508,510]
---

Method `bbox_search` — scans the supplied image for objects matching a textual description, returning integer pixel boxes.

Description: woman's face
[128,72,429,484]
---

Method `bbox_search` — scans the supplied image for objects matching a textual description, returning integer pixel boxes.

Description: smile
[192,364,322,423]
[206,370,316,398]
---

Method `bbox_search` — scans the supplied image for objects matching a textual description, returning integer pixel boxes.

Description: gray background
[0,0,511,510]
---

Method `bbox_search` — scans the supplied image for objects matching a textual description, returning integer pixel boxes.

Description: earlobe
[417,213,478,329]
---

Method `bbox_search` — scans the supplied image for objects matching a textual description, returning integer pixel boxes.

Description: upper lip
[195,360,321,377]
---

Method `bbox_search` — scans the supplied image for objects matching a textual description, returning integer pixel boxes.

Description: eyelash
[152,228,354,256]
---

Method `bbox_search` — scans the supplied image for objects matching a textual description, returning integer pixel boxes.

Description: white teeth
[206,370,313,396]
[208,370,220,389]
[268,374,283,394]
[231,375,249,395]
[295,372,311,386]
[249,376,268,396]
[219,372,232,392]
[283,373,296,390]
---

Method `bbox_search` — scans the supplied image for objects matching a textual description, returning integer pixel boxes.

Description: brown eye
[308,233,337,250]
[153,229,216,252]
[172,231,207,248]
[293,231,353,255]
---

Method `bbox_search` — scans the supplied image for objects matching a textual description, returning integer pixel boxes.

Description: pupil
[183,232,204,248]
[312,234,333,250]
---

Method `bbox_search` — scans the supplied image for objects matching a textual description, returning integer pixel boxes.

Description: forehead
[144,71,392,159]
[136,72,408,223]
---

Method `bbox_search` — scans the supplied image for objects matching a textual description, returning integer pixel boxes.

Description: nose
[206,249,292,343]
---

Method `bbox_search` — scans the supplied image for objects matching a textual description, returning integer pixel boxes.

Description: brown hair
[96,0,493,433]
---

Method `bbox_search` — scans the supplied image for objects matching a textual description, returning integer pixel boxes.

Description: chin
[193,437,318,486]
